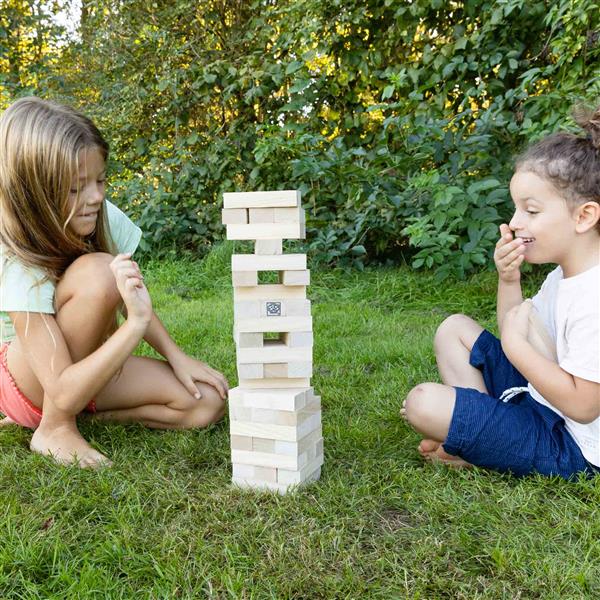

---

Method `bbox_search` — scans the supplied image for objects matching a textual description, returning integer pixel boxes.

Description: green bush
[2,0,599,277]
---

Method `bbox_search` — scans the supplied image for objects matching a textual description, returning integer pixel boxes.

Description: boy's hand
[501,300,532,359]
[494,224,525,283]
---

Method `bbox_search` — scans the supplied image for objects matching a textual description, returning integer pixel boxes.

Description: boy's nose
[508,212,521,231]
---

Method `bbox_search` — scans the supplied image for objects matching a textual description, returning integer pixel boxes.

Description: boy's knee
[403,383,439,426]
[434,314,480,356]
[57,253,120,308]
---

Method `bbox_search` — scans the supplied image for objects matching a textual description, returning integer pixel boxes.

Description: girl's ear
[574,201,600,233]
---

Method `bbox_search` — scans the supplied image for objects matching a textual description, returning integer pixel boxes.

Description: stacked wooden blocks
[222,190,323,492]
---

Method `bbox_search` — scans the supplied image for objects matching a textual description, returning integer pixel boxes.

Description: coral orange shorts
[0,343,96,430]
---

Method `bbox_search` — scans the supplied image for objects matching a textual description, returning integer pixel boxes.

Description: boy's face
[508,170,577,265]
[67,146,106,237]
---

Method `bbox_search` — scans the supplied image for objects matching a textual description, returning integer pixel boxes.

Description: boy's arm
[502,301,600,423]
[494,225,525,333]
[497,279,523,333]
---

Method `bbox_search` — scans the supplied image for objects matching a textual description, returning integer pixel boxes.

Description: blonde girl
[0,97,228,467]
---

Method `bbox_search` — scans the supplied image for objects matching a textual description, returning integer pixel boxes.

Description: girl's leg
[91,355,226,429]
[29,253,122,466]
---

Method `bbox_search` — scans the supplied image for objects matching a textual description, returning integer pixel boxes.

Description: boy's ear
[574,201,600,233]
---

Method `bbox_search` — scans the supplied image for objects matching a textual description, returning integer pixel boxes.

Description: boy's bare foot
[418,439,472,468]
[0,416,16,426]
[30,423,112,468]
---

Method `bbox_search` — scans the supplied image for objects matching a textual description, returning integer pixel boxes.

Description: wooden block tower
[222,190,323,492]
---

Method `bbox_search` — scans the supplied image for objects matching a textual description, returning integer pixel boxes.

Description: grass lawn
[1,244,599,599]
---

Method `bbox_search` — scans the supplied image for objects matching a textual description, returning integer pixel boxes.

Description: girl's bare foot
[30,422,112,468]
[0,416,16,426]
[418,439,472,468]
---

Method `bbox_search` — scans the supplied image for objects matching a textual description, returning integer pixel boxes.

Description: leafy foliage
[1,0,599,277]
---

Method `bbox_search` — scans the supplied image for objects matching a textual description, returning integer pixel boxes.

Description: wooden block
[236,332,263,348]
[232,463,256,478]
[282,331,313,347]
[281,270,310,286]
[238,377,311,389]
[235,316,312,334]
[262,363,286,378]
[231,477,290,494]
[251,399,321,427]
[277,453,324,485]
[234,284,306,301]
[237,344,311,364]
[287,361,313,378]
[237,363,264,379]
[254,466,278,482]
[229,405,253,422]
[255,240,283,255]
[252,438,276,453]
[230,412,321,442]
[232,464,278,483]
[232,271,258,286]
[274,428,323,456]
[221,208,248,225]
[249,208,275,223]
[228,386,310,411]
[231,449,305,469]
[223,190,300,209]
[230,434,253,451]
[528,307,557,362]
[232,254,306,271]
[234,301,261,320]
[265,299,310,317]
[226,222,304,241]
[274,207,304,223]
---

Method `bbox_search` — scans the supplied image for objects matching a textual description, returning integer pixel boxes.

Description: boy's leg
[403,314,487,466]
[434,314,487,392]
[29,253,122,466]
[402,382,471,467]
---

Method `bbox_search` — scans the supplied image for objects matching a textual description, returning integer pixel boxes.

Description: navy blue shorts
[443,330,599,479]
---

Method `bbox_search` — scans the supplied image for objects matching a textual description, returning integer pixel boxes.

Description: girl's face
[508,170,578,267]
[67,146,106,237]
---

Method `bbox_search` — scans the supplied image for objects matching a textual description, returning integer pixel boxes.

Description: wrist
[124,316,150,336]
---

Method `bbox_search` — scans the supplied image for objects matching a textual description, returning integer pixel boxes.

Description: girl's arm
[9,311,148,413]
[8,254,152,413]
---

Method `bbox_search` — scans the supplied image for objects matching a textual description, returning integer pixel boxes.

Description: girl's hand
[500,300,532,359]
[109,253,152,328]
[170,353,229,401]
[494,224,525,283]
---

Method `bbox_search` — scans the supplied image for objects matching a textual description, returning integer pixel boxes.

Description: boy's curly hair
[515,104,600,230]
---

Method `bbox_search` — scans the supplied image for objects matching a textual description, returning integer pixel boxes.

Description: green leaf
[285,61,303,75]
[382,85,395,100]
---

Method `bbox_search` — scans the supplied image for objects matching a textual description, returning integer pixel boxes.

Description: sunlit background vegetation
[1,0,599,277]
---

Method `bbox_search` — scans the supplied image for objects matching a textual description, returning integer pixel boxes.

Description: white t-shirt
[0,200,141,340]
[530,264,600,466]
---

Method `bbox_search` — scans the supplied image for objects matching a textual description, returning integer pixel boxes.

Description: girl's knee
[57,253,120,308]
[178,387,226,429]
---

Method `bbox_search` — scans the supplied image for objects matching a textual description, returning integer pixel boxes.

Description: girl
[402,105,600,479]
[0,97,228,468]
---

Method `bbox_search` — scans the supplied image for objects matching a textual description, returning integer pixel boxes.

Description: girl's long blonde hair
[0,97,116,283]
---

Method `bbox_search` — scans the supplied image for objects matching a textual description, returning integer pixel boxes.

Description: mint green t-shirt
[0,200,142,342]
